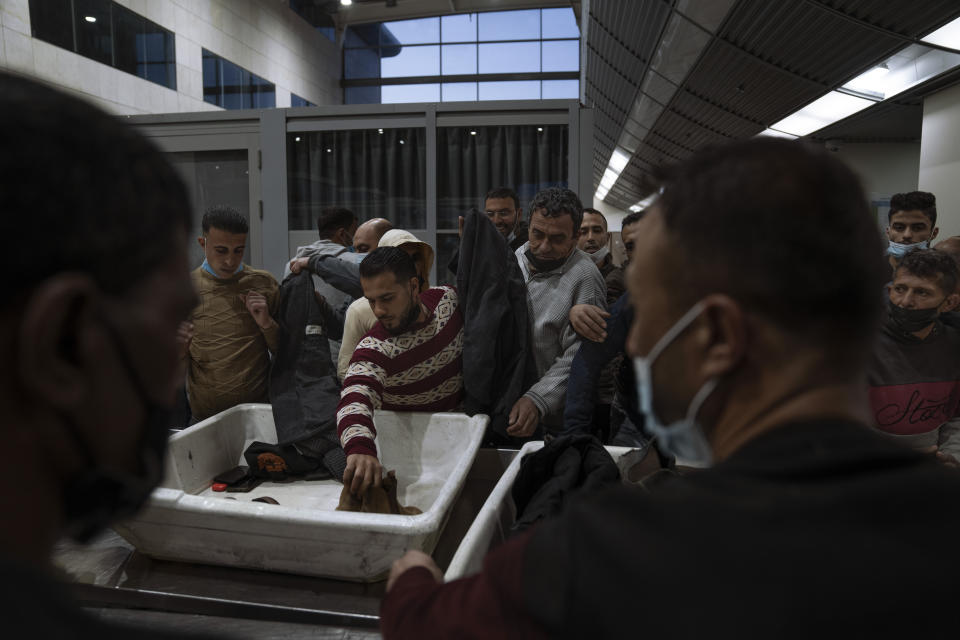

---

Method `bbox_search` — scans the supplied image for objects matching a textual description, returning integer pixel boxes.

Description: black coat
[268,271,342,448]
[456,210,535,444]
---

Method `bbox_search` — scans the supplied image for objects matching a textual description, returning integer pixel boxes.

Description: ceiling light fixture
[768,91,874,138]
[920,16,960,51]
[594,146,632,202]
[340,0,353,6]
[84,16,96,23]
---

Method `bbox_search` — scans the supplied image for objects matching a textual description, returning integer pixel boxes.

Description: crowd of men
[5,71,960,637]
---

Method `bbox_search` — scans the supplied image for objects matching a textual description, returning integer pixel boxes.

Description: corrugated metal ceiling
[585,0,960,209]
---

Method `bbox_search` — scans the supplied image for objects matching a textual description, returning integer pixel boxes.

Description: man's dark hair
[484,187,519,210]
[653,137,887,362]
[359,246,418,283]
[582,208,608,230]
[622,211,646,228]
[889,191,937,226]
[896,249,958,297]
[317,207,357,239]
[0,72,191,301]
[202,205,248,234]
[529,187,584,234]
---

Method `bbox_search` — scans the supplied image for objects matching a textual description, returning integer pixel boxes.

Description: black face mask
[524,249,567,273]
[61,324,173,542]
[887,299,941,334]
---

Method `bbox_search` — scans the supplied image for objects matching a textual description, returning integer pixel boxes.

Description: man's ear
[17,274,99,411]
[931,226,940,241]
[693,294,747,380]
[942,292,959,313]
[197,236,206,249]
[517,207,524,222]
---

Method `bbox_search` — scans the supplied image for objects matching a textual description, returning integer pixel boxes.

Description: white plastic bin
[444,441,641,581]
[114,404,488,582]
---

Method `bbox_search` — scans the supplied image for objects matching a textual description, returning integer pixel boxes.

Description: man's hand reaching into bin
[343,453,383,496]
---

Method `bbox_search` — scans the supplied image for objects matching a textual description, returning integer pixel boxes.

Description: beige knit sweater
[186,265,279,421]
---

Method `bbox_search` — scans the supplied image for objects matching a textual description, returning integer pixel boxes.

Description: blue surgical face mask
[887,240,929,258]
[633,301,719,466]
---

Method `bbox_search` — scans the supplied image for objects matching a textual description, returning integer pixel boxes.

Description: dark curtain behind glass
[287,128,427,231]
[436,124,568,229]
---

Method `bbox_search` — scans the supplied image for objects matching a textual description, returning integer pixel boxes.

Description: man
[578,208,625,306]
[567,209,645,344]
[935,235,960,328]
[380,138,960,638]
[337,247,463,495]
[352,217,393,254]
[185,207,279,422]
[484,186,527,251]
[286,207,359,359]
[0,73,213,637]
[508,187,606,438]
[886,190,938,272]
[564,210,647,445]
[868,249,960,464]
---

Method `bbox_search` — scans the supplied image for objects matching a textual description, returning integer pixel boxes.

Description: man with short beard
[336,247,464,495]
[578,208,624,306]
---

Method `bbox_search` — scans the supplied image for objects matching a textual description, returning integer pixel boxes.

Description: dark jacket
[509,219,529,252]
[597,253,625,307]
[381,419,960,639]
[456,210,534,444]
[307,253,363,299]
[562,293,639,436]
[269,271,342,448]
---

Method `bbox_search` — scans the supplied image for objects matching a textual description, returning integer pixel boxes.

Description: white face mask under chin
[633,301,719,467]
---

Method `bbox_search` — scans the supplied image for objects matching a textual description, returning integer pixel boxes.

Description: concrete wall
[920,82,960,241]
[0,0,341,115]
[833,142,920,203]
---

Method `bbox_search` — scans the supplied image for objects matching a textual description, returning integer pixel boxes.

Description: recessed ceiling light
[470,130,477,135]
[340,0,353,6]
[84,16,96,23]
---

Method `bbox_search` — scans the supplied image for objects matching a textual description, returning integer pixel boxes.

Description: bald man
[353,218,393,254]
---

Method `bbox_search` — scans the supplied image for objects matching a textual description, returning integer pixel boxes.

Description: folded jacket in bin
[510,434,620,534]
[243,441,331,481]
[337,470,421,515]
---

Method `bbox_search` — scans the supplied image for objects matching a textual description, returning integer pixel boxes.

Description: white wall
[0,0,341,115]
[833,142,920,203]
[920,82,960,241]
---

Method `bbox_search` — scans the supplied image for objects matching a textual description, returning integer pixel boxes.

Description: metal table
[53,449,517,639]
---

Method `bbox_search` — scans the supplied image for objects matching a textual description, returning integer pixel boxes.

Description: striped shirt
[516,245,607,430]
[337,286,464,457]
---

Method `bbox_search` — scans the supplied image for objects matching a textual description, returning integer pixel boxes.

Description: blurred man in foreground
[379,138,960,639]
[0,73,212,637]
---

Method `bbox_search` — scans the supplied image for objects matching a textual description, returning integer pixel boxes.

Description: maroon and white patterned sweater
[337,286,464,458]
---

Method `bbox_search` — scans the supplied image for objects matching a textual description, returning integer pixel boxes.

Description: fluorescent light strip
[595,147,633,202]
[769,91,874,137]
[921,16,960,51]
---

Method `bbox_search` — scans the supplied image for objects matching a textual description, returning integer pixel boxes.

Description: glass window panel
[318,26,335,42]
[442,82,477,102]
[541,40,579,72]
[441,14,477,43]
[251,74,275,109]
[381,45,440,78]
[345,48,381,79]
[221,59,246,110]
[478,80,541,101]
[541,8,580,38]
[141,24,175,88]
[287,128,427,230]
[478,9,540,42]
[112,4,142,76]
[291,93,315,107]
[542,79,580,99]
[436,124,569,230]
[202,51,221,106]
[75,0,113,65]
[382,83,440,103]
[479,42,539,73]
[442,44,477,75]
[29,0,75,51]
[381,17,439,44]
[345,86,381,104]
[168,150,251,269]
